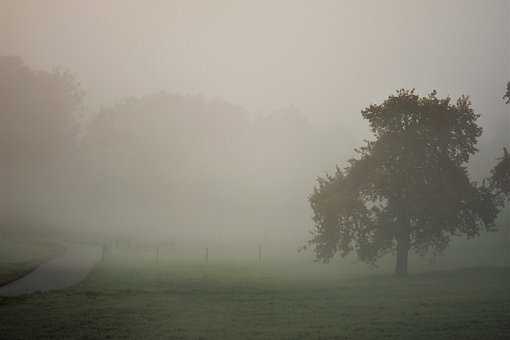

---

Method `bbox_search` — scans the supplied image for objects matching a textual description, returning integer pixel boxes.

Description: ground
[0,238,65,286]
[0,251,509,339]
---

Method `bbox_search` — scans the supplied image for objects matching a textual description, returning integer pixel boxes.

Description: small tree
[307,90,500,275]
[493,85,510,246]
[490,139,510,264]
[504,82,510,104]
[493,83,510,197]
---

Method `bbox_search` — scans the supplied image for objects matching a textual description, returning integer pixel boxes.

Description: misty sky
[2,1,509,132]
[1,0,509,264]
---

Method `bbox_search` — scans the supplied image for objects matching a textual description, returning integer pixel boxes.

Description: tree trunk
[395,233,410,276]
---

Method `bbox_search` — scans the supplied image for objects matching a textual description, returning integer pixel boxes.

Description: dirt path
[0,243,101,296]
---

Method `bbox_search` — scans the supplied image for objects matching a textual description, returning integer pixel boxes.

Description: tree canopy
[308,90,499,275]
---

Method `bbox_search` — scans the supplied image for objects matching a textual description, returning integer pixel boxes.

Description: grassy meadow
[1,248,509,339]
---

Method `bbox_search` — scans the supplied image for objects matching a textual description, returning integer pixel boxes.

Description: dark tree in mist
[489,90,510,265]
[492,84,510,199]
[307,90,499,275]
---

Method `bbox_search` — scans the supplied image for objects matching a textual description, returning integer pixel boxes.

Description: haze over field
[1,0,509,264]
[2,1,510,339]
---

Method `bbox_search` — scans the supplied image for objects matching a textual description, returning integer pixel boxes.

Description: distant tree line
[0,57,343,246]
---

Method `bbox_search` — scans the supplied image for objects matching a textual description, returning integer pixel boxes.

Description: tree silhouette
[307,90,499,275]
[491,87,510,198]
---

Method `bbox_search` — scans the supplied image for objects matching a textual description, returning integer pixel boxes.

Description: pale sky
[2,0,509,135]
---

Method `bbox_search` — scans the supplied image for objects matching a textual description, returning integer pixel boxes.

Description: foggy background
[1,0,509,265]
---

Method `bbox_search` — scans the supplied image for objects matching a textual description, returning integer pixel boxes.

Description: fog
[1,0,509,267]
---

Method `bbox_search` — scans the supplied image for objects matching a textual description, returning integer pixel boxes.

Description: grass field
[0,238,65,287]
[1,250,509,340]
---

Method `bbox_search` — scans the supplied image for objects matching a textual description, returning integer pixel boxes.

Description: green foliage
[1,261,510,339]
[308,90,499,270]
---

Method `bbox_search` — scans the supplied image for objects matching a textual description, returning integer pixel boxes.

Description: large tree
[490,86,510,265]
[307,90,499,275]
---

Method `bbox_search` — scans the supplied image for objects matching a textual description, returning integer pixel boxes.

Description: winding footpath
[0,243,101,296]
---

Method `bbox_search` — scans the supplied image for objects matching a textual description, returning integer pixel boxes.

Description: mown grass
[0,253,509,339]
[0,239,65,286]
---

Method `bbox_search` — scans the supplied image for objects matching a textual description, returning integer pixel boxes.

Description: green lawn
[1,251,509,339]
[0,239,65,286]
